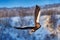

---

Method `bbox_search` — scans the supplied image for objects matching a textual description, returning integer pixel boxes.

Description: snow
[0,15,60,40]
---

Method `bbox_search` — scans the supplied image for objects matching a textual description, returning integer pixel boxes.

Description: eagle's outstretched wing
[14,27,35,29]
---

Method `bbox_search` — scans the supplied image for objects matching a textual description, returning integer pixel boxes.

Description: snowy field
[0,15,60,40]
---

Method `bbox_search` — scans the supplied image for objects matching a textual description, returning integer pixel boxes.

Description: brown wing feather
[35,5,40,25]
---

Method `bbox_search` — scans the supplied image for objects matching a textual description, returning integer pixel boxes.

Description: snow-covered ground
[0,15,60,40]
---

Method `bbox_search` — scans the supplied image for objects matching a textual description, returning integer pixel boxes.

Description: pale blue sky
[0,0,60,7]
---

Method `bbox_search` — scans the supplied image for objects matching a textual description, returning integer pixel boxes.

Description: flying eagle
[14,5,41,33]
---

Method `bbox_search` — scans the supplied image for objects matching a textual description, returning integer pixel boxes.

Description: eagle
[14,5,41,33]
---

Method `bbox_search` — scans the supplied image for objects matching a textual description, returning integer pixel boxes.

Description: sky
[0,0,60,8]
